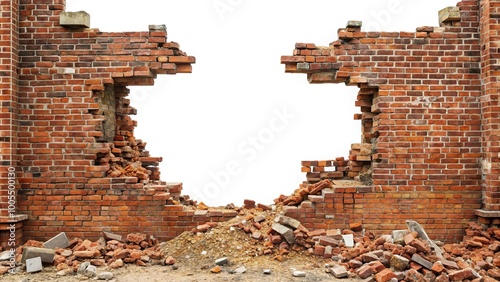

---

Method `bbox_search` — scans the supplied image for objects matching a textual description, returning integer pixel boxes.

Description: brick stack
[347,143,372,178]
[301,160,345,183]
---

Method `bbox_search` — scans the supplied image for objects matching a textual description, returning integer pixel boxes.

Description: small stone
[97,271,114,280]
[109,258,124,269]
[293,270,306,277]
[211,265,222,273]
[165,256,176,265]
[83,265,96,278]
[252,231,263,240]
[172,265,178,270]
[0,251,12,261]
[263,269,272,275]
[234,266,246,274]
[60,250,72,257]
[215,257,228,266]
[56,269,70,276]
[77,261,91,275]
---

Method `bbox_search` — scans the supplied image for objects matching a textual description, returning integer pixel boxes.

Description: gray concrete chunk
[272,223,295,244]
[44,232,70,249]
[26,257,43,273]
[60,11,90,28]
[330,265,348,278]
[102,231,123,242]
[411,254,433,270]
[347,20,363,28]
[97,272,114,280]
[83,265,96,278]
[21,247,55,264]
[77,261,91,275]
[275,215,301,230]
[215,257,228,266]
[392,230,408,245]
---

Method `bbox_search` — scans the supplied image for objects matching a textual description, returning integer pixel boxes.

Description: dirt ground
[0,256,362,282]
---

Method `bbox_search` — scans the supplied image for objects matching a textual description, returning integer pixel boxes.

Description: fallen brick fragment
[350,222,363,232]
[357,264,374,279]
[448,268,476,281]
[374,268,397,282]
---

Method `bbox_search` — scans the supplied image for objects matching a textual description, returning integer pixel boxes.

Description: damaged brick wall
[0,0,240,248]
[281,0,487,242]
[1,0,498,247]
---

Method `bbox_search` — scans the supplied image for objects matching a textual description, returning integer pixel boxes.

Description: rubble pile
[104,136,162,182]
[2,231,168,277]
[201,207,500,281]
[3,203,500,281]
[274,179,332,206]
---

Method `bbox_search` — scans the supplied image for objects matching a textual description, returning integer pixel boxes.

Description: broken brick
[374,268,397,282]
[448,268,476,281]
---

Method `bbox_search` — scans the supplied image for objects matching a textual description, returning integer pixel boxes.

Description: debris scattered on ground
[2,204,500,281]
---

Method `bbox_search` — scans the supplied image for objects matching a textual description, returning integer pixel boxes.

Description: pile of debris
[194,206,500,281]
[274,179,332,206]
[1,231,168,278]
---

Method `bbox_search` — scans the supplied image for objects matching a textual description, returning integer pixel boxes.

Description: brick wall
[5,0,237,244]
[281,0,486,241]
[1,0,499,246]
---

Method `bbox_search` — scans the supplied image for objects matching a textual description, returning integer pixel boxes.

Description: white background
[67,0,458,206]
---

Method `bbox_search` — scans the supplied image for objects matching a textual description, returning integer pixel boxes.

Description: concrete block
[21,247,55,264]
[275,215,301,229]
[347,20,362,28]
[102,231,123,242]
[44,232,70,249]
[411,254,433,270]
[272,223,295,244]
[26,257,43,273]
[60,11,90,28]
[439,6,461,25]
[330,265,348,278]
